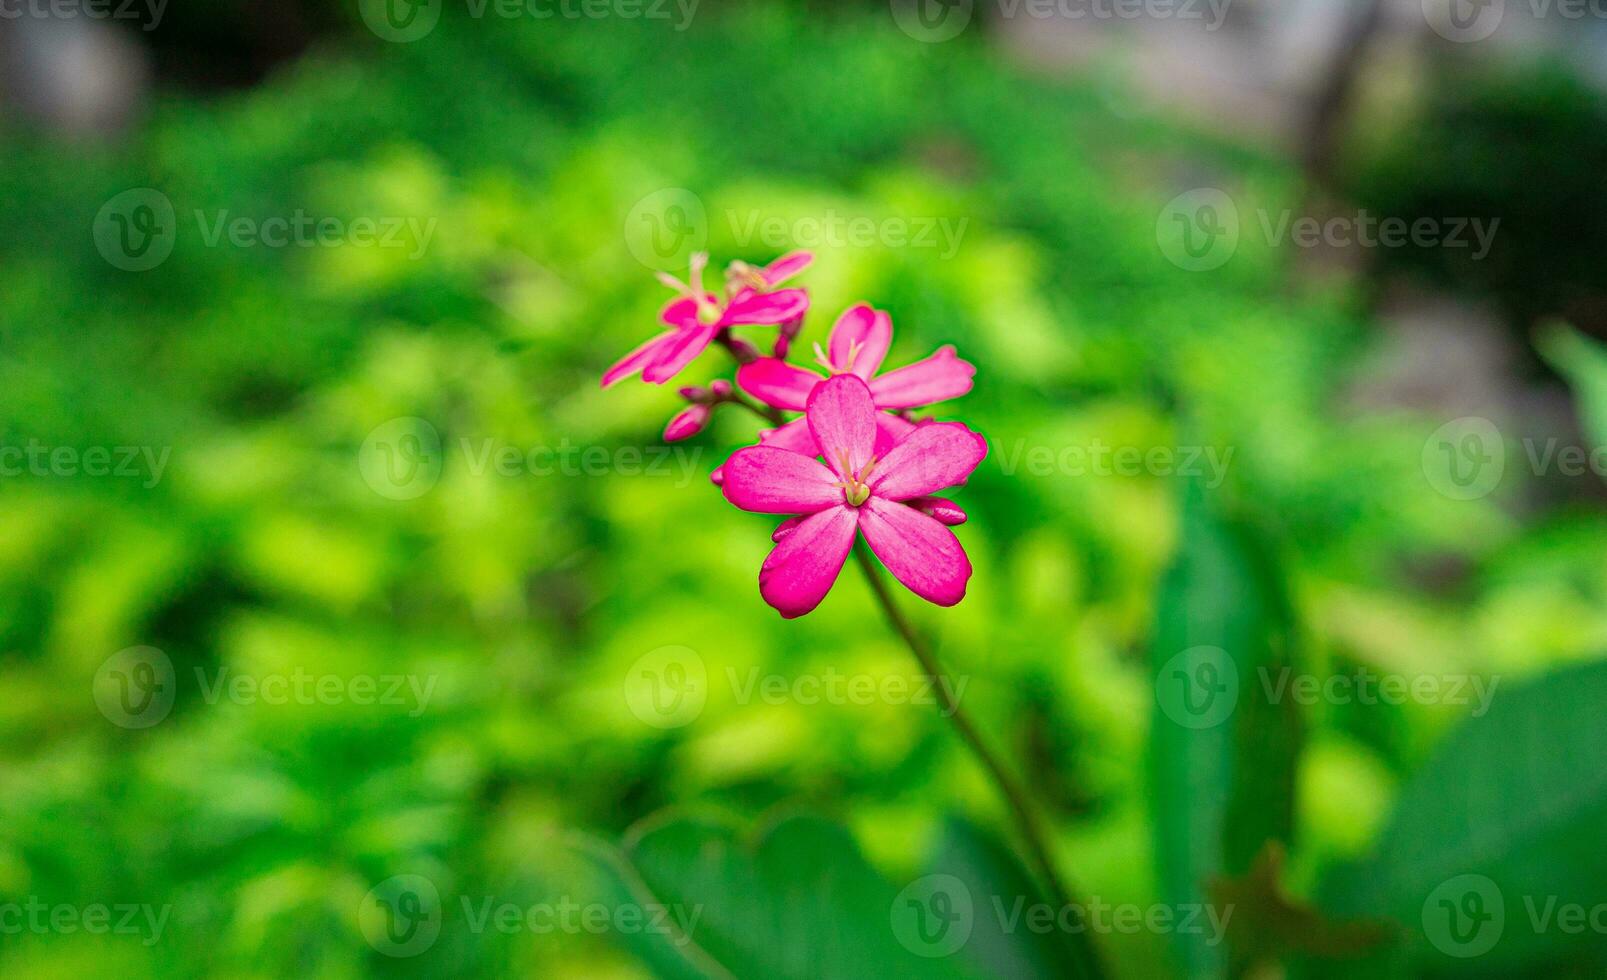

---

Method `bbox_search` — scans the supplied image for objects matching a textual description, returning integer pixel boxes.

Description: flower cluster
[603,251,985,618]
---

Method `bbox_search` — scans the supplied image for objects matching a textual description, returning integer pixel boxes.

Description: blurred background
[2,0,1606,976]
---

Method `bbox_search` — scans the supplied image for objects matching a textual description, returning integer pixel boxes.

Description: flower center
[831,450,877,507]
[813,340,863,376]
[656,252,726,327]
[695,301,724,326]
[725,260,768,293]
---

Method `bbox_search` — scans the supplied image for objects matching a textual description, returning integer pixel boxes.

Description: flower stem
[852,543,1103,976]
[724,389,785,427]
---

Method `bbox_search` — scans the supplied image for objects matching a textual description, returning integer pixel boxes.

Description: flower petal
[660,295,717,329]
[762,250,814,286]
[772,516,804,541]
[757,411,913,460]
[663,404,711,442]
[806,374,878,479]
[759,417,819,454]
[720,446,841,514]
[868,345,976,408]
[737,358,822,412]
[870,422,987,500]
[874,412,916,457]
[641,325,720,384]
[906,496,967,526]
[723,288,809,326]
[759,505,858,618]
[601,330,677,388]
[827,305,893,379]
[859,496,972,607]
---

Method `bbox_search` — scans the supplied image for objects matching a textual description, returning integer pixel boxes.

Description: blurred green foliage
[1346,59,1607,343]
[1,5,1605,977]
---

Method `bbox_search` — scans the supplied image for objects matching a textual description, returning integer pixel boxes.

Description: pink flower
[721,374,987,619]
[663,381,730,442]
[734,303,975,455]
[601,252,813,387]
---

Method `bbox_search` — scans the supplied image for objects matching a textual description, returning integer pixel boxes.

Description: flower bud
[664,404,712,442]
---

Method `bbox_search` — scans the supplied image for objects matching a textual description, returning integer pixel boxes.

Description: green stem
[853,544,1103,977]
[724,389,785,427]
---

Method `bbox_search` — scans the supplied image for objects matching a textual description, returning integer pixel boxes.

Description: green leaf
[1317,659,1607,974]
[1538,322,1607,457]
[1148,478,1303,978]
[927,815,1103,980]
[565,810,988,979]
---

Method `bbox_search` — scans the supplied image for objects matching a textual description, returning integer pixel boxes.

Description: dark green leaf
[927,814,1103,980]
[566,810,989,979]
[1318,659,1607,974]
[1148,477,1303,978]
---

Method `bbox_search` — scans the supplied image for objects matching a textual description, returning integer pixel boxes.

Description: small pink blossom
[663,380,731,442]
[721,374,987,618]
[601,252,813,388]
[734,303,975,456]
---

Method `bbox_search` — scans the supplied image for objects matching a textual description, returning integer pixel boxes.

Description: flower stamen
[657,253,726,326]
[812,339,864,375]
[831,451,878,506]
